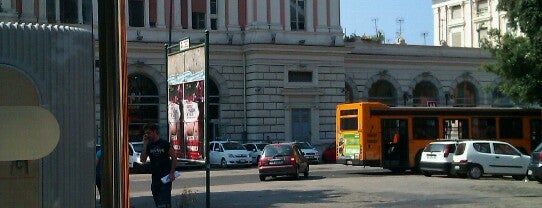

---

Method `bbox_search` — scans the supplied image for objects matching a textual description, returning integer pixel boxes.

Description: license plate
[426,155,436,159]
[269,160,283,165]
[306,156,314,158]
[239,159,246,163]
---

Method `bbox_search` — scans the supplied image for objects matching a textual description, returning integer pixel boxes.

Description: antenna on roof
[396,17,404,38]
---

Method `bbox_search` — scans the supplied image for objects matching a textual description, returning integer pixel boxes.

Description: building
[432,0,513,47]
[1,0,503,148]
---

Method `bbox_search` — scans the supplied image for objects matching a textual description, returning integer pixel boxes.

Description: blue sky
[340,0,434,46]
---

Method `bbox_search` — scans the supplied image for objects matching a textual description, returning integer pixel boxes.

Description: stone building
[1,0,501,148]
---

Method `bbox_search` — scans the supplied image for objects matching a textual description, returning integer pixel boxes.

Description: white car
[451,140,531,180]
[419,141,458,177]
[128,142,149,173]
[209,141,252,168]
[243,142,269,165]
[292,142,321,164]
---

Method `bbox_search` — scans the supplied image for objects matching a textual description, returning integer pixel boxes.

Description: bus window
[443,119,469,140]
[472,118,496,139]
[413,118,438,139]
[499,118,523,139]
[340,117,358,131]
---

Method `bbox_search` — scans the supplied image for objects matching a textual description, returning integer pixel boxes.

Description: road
[109,164,542,208]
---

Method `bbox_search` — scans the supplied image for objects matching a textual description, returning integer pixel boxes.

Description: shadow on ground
[130,189,338,208]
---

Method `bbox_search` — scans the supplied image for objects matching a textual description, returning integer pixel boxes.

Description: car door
[209,143,219,164]
[471,142,496,173]
[491,143,526,175]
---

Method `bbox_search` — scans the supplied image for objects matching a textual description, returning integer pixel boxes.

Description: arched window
[454,81,477,107]
[412,81,438,107]
[368,80,397,106]
[128,74,159,141]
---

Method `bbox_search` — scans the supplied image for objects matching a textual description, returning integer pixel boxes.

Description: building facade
[1,0,503,148]
[432,0,514,47]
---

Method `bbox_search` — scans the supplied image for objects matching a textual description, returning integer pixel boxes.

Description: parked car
[321,143,337,163]
[243,142,270,165]
[209,141,252,168]
[451,140,531,180]
[419,141,458,177]
[291,141,321,164]
[128,142,150,173]
[528,142,542,183]
[258,143,309,181]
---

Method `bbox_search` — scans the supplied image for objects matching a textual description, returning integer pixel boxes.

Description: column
[187,0,192,29]
[284,0,291,31]
[206,0,211,29]
[465,1,473,47]
[256,0,266,29]
[143,0,151,28]
[93,0,98,25]
[174,0,182,28]
[328,0,340,32]
[227,0,240,31]
[305,0,313,32]
[217,0,225,30]
[157,0,166,28]
[125,0,130,27]
[269,0,281,30]
[315,0,326,32]
[38,0,47,23]
[78,0,83,23]
[21,0,35,22]
[55,0,60,22]
[433,8,440,46]
[246,0,254,27]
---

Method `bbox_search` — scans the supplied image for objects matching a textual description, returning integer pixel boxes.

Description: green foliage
[177,187,198,208]
[344,31,385,44]
[481,0,542,104]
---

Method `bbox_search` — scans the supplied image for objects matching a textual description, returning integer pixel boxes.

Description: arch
[450,74,483,106]
[409,72,444,107]
[127,67,161,141]
[365,72,402,106]
[129,63,167,96]
[209,66,230,102]
[344,74,360,101]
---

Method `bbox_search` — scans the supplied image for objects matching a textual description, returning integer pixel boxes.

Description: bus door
[531,119,542,151]
[381,119,409,171]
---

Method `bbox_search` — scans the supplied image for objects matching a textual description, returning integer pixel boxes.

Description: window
[288,71,312,82]
[454,81,477,107]
[472,118,496,139]
[413,118,439,139]
[451,32,462,47]
[340,118,358,131]
[129,0,145,27]
[477,0,488,16]
[211,19,217,30]
[128,74,159,141]
[290,0,305,31]
[368,80,397,106]
[493,143,518,155]
[192,12,206,29]
[210,0,217,15]
[60,0,78,23]
[500,118,523,138]
[473,142,491,153]
[444,119,469,140]
[451,5,462,19]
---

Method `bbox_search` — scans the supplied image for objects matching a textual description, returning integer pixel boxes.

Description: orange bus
[336,102,542,173]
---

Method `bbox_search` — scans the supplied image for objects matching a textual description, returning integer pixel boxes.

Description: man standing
[140,123,178,208]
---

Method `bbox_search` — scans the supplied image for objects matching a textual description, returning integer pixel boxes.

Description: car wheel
[259,175,266,181]
[303,165,309,178]
[220,158,228,168]
[512,175,525,181]
[467,165,483,179]
[293,167,300,180]
[422,171,432,177]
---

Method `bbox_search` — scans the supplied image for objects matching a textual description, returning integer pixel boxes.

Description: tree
[481,0,542,104]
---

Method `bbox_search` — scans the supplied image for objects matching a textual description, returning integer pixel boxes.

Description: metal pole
[168,0,173,45]
[98,0,129,207]
[204,30,211,208]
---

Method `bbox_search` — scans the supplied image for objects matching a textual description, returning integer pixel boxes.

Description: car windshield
[222,142,246,150]
[295,142,312,149]
[534,142,542,152]
[256,143,268,150]
[132,143,144,153]
[263,145,293,157]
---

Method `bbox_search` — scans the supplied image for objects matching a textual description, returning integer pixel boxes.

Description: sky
[340,0,434,46]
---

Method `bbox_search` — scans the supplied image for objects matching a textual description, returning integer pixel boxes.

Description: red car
[321,143,337,163]
[258,143,309,181]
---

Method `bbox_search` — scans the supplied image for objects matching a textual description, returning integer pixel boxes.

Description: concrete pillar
[328,0,340,32]
[305,0,313,32]
[284,0,291,31]
[433,7,440,46]
[145,0,150,27]
[227,0,240,31]
[217,0,225,30]
[21,0,35,22]
[246,0,254,27]
[187,0,192,29]
[174,0,182,28]
[157,0,166,28]
[315,0,327,32]
[255,0,266,29]
[269,0,281,30]
[206,0,211,29]
[39,0,47,23]
[55,0,60,22]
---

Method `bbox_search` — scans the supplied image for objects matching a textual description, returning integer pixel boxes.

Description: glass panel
[499,118,523,138]
[443,119,469,139]
[413,118,438,139]
[472,118,496,139]
[340,118,358,131]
